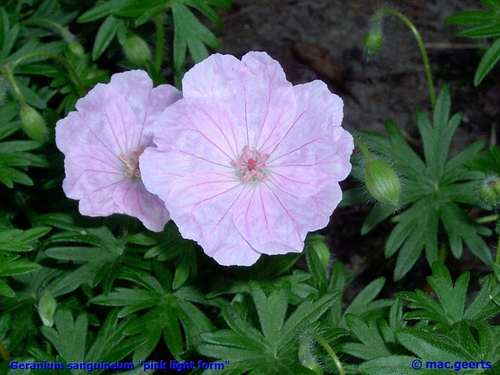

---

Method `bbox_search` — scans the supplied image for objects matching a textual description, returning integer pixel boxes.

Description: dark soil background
[216,0,500,298]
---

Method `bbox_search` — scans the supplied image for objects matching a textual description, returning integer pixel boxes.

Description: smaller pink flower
[55,70,181,231]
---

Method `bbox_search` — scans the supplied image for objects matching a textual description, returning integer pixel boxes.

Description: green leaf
[342,314,391,360]
[482,0,500,12]
[398,263,500,328]
[41,309,88,363]
[199,284,337,374]
[475,36,500,85]
[250,282,288,346]
[172,2,219,72]
[91,15,119,60]
[0,278,14,297]
[358,355,416,375]
[340,276,391,328]
[0,259,41,277]
[305,242,328,294]
[77,0,127,23]
[440,203,492,263]
[464,274,500,320]
[359,86,489,279]
[446,11,499,25]
[458,22,500,38]
[118,0,167,25]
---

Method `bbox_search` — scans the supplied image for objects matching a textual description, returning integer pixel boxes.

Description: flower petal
[57,84,142,157]
[149,98,241,173]
[232,180,343,255]
[232,183,304,255]
[209,239,261,266]
[166,171,244,259]
[182,52,297,154]
[62,145,123,200]
[113,179,169,232]
[268,80,353,196]
[62,145,124,216]
[109,70,182,137]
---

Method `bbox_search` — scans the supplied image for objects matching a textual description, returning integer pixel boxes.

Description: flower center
[231,145,270,182]
[119,145,145,179]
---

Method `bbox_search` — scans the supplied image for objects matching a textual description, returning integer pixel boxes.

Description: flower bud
[363,31,383,55]
[299,336,324,375]
[479,176,500,207]
[38,290,57,327]
[20,105,48,143]
[307,234,330,268]
[123,33,152,66]
[68,41,85,57]
[364,159,400,207]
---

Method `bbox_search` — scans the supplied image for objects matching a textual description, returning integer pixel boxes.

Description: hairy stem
[3,64,27,107]
[10,52,86,96]
[372,9,436,108]
[308,332,346,375]
[154,14,165,73]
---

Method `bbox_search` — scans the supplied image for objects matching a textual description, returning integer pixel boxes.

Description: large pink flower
[140,52,353,264]
[56,70,181,231]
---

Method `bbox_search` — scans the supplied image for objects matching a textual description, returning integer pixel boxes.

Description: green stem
[22,17,73,41]
[354,136,372,161]
[0,338,11,360]
[154,14,165,73]
[10,52,86,96]
[372,9,436,109]
[308,332,346,375]
[3,64,27,107]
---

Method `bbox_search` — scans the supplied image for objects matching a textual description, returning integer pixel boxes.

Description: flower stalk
[10,52,86,96]
[368,9,436,108]
[154,14,165,73]
[304,331,346,375]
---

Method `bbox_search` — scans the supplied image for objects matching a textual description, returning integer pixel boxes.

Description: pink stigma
[119,145,146,179]
[231,146,270,182]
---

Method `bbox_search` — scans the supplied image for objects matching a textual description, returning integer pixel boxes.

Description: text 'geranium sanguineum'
[56,70,181,231]
[140,52,353,265]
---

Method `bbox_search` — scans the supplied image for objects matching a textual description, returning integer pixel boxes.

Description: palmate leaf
[40,308,143,375]
[43,226,161,297]
[446,0,500,85]
[92,261,212,363]
[398,262,500,328]
[197,283,337,375]
[395,322,500,374]
[357,86,491,280]
[117,0,230,81]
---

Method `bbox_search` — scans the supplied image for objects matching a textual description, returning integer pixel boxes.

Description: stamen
[120,145,145,179]
[232,146,269,182]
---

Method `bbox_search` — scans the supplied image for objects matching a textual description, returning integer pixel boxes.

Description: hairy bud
[20,105,48,143]
[364,159,400,207]
[123,33,152,66]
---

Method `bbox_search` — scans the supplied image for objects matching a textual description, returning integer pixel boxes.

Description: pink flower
[56,70,181,231]
[140,52,353,265]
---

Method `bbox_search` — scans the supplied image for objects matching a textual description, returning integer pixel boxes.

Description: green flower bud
[38,290,57,327]
[68,41,85,57]
[20,105,48,143]
[364,159,400,207]
[299,336,324,375]
[363,31,383,55]
[307,234,330,268]
[123,33,152,66]
[479,176,500,206]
